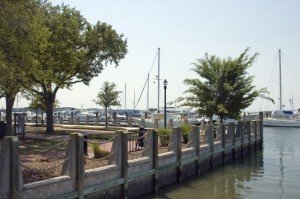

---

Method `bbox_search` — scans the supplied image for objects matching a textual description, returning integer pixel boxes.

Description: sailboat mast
[147,73,149,110]
[133,91,135,110]
[157,47,160,113]
[279,49,282,110]
[125,83,127,109]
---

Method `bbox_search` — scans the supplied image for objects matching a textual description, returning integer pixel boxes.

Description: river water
[145,127,300,199]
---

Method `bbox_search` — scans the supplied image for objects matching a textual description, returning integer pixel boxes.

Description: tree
[0,0,49,135]
[27,94,59,125]
[94,81,121,127]
[181,48,273,121]
[26,2,127,134]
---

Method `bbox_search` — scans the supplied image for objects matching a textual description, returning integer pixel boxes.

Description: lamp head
[163,79,168,87]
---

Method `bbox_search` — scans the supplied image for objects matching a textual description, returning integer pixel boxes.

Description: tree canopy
[0,0,48,135]
[23,2,127,133]
[181,49,273,120]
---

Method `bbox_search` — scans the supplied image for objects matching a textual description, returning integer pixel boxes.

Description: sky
[6,0,300,111]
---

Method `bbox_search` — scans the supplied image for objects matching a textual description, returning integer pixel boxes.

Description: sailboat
[263,49,300,127]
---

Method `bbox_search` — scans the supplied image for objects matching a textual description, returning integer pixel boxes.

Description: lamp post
[163,79,168,128]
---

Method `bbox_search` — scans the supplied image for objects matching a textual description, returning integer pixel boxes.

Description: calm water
[145,127,300,199]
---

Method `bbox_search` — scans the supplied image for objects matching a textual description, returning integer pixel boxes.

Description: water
[145,127,300,199]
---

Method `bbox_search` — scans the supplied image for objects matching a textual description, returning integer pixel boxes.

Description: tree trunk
[41,109,44,125]
[35,109,38,125]
[45,94,55,134]
[5,95,16,136]
[105,107,108,128]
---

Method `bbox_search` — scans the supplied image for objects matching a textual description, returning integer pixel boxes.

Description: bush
[157,128,172,147]
[180,123,192,144]
[93,143,109,159]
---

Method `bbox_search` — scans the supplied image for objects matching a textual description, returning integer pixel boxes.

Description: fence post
[94,116,99,126]
[259,112,263,147]
[13,113,17,136]
[59,116,63,124]
[221,123,226,164]
[127,117,133,127]
[247,122,251,153]
[70,112,74,125]
[253,121,257,150]
[233,124,236,161]
[140,118,145,128]
[176,127,182,183]
[119,131,128,199]
[194,126,200,176]
[241,119,245,157]
[61,133,85,198]
[0,136,23,199]
[209,120,214,169]
[74,133,84,199]
[153,119,159,129]
[168,119,174,129]
[11,137,21,199]
[85,115,89,125]
[116,117,121,127]
[152,130,158,193]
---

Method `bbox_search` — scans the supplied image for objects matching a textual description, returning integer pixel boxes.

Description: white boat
[264,110,300,127]
[263,49,300,127]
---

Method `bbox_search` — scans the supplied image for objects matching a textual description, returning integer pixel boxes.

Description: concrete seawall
[0,113,263,199]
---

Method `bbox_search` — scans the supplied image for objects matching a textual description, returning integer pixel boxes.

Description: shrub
[157,128,172,147]
[180,123,192,144]
[93,143,110,159]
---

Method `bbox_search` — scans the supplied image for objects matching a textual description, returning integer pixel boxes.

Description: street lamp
[163,79,168,128]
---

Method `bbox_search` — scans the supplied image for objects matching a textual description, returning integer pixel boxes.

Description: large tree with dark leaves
[0,0,48,135]
[27,2,127,134]
[181,49,273,121]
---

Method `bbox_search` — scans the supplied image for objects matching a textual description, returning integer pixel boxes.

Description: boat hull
[263,119,300,127]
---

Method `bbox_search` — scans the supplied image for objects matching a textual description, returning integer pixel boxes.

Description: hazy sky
[7,0,300,111]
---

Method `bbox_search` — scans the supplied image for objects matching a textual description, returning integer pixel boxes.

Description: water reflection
[144,150,264,199]
[144,127,300,199]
